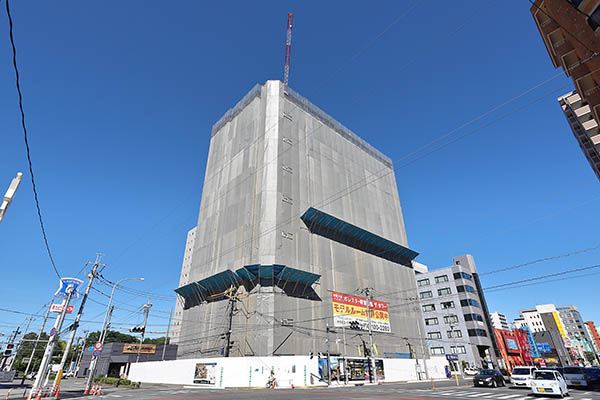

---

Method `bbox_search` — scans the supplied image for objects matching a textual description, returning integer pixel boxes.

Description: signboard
[446,354,458,361]
[122,343,156,354]
[536,343,552,354]
[563,337,573,348]
[331,291,391,333]
[49,328,56,337]
[50,304,74,313]
[506,338,519,351]
[54,277,83,299]
[194,362,217,385]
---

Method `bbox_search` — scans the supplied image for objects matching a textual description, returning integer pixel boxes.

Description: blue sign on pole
[54,277,83,299]
[88,346,95,352]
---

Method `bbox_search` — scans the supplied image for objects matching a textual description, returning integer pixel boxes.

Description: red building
[494,329,531,373]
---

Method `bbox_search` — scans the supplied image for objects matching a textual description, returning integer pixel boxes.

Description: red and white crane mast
[283,13,294,87]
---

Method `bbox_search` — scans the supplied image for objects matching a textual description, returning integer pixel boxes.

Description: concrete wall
[178,80,424,358]
[128,356,450,388]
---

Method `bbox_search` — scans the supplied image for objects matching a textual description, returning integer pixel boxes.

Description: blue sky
[1,1,599,340]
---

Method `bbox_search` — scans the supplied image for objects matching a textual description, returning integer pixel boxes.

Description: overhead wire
[4,0,61,279]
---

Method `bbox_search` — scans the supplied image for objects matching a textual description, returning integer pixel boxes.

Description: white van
[562,366,590,388]
[510,366,537,387]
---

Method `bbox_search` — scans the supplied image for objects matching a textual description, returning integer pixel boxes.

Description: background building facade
[170,227,197,345]
[175,80,424,359]
[416,255,499,370]
[490,312,510,331]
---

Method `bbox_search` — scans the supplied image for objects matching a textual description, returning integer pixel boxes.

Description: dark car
[585,367,600,384]
[474,369,506,387]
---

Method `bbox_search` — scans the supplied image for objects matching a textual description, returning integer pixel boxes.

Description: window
[453,271,473,281]
[438,288,451,296]
[450,345,466,354]
[417,278,430,287]
[430,347,445,355]
[588,5,600,30]
[427,331,442,340]
[460,299,480,308]
[464,313,484,322]
[468,329,488,337]
[435,275,449,283]
[444,315,459,324]
[420,291,433,299]
[425,317,439,326]
[447,330,463,338]
[441,301,455,309]
[422,304,436,312]
[456,285,476,294]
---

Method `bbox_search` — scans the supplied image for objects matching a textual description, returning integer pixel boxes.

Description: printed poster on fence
[331,291,391,333]
[194,362,217,385]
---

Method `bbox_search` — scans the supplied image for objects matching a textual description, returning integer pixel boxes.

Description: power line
[4,0,61,279]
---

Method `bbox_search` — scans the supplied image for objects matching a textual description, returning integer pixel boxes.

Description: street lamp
[84,277,143,393]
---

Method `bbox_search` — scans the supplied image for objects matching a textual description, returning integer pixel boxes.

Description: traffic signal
[4,343,14,356]
[129,326,145,333]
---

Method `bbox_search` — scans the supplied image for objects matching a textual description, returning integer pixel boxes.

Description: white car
[562,366,590,388]
[510,366,537,387]
[531,370,568,398]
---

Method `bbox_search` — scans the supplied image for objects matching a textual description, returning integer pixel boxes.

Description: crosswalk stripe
[466,392,492,397]
[497,395,522,399]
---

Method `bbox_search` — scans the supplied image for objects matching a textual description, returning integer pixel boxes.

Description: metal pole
[29,287,75,400]
[8,316,33,371]
[224,296,234,358]
[326,323,331,385]
[413,303,430,380]
[53,255,103,394]
[136,303,151,363]
[362,288,374,383]
[22,301,53,385]
[85,277,143,394]
[342,325,348,385]
[161,307,172,361]
[74,330,89,375]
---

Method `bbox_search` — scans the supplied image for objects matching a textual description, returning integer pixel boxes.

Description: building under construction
[173,80,424,359]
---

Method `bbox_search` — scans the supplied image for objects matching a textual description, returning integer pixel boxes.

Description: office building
[531,1,600,180]
[517,309,547,333]
[490,312,510,331]
[416,255,500,370]
[170,227,197,345]
[174,80,423,358]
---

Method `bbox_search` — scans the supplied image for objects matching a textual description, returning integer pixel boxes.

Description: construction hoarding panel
[331,291,391,333]
[194,362,217,385]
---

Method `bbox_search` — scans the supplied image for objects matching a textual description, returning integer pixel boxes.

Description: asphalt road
[3,378,600,400]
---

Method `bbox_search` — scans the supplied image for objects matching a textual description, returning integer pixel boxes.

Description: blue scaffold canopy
[174,264,321,310]
[300,207,419,266]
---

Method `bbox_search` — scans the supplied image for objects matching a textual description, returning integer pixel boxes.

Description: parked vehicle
[563,366,590,388]
[530,370,568,397]
[584,367,600,384]
[463,367,479,376]
[473,369,505,387]
[510,366,537,388]
[25,371,37,380]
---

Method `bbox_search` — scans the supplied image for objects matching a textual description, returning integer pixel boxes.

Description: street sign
[446,354,458,361]
[50,304,74,313]
[92,350,100,357]
[88,346,94,352]
[94,342,103,350]
[49,328,56,337]
[54,277,83,299]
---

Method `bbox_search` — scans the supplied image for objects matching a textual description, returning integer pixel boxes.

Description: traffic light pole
[1,327,21,369]
[22,300,53,385]
[53,255,104,397]
[28,287,75,400]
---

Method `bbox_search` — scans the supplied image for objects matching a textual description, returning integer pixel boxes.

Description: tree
[143,337,170,345]
[84,330,138,347]
[585,351,596,363]
[12,332,67,372]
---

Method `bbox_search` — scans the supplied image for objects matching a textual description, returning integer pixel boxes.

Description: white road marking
[466,392,493,397]
[496,395,523,399]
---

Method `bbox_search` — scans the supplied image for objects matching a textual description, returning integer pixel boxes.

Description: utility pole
[161,307,172,361]
[224,295,235,358]
[326,323,332,385]
[136,302,152,363]
[74,330,89,375]
[53,254,104,396]
[1,327,21,369]
[360,288,375,383]
[9,316,34,371]
[29,283,77,400]
[22,301,53,385]
[0,172,22,225]
[342,324,348,385]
